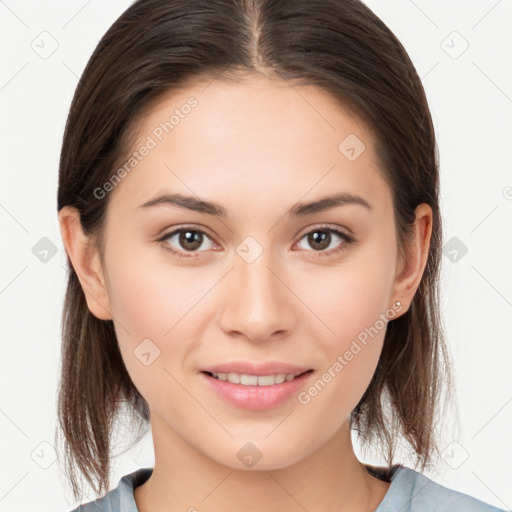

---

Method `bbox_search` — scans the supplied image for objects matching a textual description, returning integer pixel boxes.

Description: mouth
[199,368,315,410]
[202,369,313,387]
[199,361,315,410]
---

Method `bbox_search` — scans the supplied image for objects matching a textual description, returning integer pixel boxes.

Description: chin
[201,435,319,473]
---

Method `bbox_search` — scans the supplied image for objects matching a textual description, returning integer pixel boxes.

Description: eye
[295,225,355,257]
[157,224,355,259]
[157,227,217,258]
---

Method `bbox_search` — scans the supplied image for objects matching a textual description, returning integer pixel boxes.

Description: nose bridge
[218,240,296,341]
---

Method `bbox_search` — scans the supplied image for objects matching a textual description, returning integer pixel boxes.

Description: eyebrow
[137,191,372,217]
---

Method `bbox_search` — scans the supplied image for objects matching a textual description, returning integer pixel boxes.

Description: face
[95,75,403,470]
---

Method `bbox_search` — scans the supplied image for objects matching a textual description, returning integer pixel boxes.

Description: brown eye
[159,228,215,256]
[178,230,203,251]
[306,230,332,251]
[296,226,354,256]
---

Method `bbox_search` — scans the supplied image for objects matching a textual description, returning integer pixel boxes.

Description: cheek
[108,267,169,338]
[105,239,209,338]
[302,257,395,343]
[295,281,389,426]
[105,258,192,407]
[104,245,215,383]
[295,251,395,399]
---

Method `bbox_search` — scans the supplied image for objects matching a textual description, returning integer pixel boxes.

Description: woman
[56,0,506,510]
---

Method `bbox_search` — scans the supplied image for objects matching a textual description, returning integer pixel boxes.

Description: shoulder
[68,467,153,512]
[376,465,507,512]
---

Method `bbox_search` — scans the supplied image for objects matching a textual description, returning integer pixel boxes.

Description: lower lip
[200,371,314,411]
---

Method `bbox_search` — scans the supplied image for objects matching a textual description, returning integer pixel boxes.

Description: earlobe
[391,203,433,313]
[58,206,113,321]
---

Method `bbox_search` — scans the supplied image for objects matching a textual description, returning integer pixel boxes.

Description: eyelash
[157,224,355,259]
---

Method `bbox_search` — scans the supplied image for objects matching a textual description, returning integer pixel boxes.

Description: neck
[134,416,390,512]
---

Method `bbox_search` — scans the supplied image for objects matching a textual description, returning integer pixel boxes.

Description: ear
[391,203,433,314]
[58,206,113,320]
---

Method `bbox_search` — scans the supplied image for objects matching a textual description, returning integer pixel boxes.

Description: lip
[200,365,314,411]
[201,361,312,376]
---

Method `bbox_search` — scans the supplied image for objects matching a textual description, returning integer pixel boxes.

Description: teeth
[210,371,304,386]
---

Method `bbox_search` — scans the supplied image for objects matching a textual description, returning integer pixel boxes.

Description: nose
[217,249,298,343]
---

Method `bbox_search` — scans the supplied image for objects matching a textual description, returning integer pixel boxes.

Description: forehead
[108,75,391,219]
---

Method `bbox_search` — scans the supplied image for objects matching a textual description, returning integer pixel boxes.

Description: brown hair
[56,0,455,499]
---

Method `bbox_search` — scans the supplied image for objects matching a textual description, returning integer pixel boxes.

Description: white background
[0,0,511,510]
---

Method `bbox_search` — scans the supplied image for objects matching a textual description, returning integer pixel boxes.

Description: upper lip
[201,361,313,376]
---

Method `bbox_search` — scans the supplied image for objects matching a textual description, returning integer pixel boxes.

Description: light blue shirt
[70,464,507,511]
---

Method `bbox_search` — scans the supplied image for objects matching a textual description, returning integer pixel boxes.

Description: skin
[59,74,432,512]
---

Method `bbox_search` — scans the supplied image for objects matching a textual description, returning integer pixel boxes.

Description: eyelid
[296,223,353,241]
[157,224,217,243]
